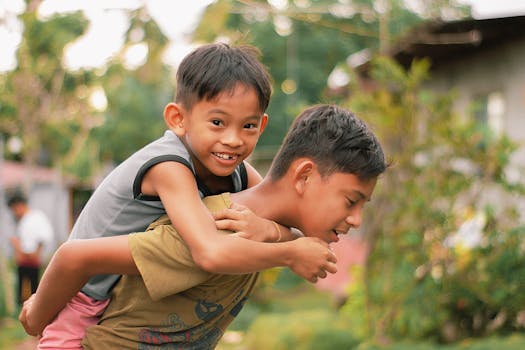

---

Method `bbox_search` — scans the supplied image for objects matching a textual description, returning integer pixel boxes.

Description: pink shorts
[38,291,110,350]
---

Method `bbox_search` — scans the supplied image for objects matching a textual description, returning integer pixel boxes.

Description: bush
[340,56,525,343]
[245,309,359,350]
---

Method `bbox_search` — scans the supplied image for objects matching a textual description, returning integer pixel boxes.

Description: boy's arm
[9,237,42,265]
[145,162,337,279]
[20,235,136,336]
[214,161,296,242]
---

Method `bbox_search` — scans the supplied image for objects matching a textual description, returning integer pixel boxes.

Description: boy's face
[170,83,267,179]
[296,170,377,244]
[9,202,26,220]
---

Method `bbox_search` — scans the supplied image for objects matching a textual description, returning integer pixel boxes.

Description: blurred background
[1,0,524,349]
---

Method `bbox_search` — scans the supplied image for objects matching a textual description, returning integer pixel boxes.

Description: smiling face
[165,83,267,181]
[296,170,377,244]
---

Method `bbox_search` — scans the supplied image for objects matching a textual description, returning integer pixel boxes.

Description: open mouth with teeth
[332,230,341,242]
[213,152,238,161]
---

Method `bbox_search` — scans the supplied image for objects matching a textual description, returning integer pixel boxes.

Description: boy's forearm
[24,236,138,334]
[192,233,336,283]
[24,242,91,334]
[276,225,303,242]
[194,234,290,273]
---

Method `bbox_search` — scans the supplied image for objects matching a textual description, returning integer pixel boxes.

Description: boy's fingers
[325,262,338,274]
[19,295,38,336]
[213,208,241,221]
[215,219,241,232]
[308,275,318,283]
[229,202,248,211]
[232,232,250,239]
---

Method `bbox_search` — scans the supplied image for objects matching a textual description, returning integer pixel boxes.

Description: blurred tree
[81,6,171,172]
[340,56,525,343]
[62,6,172,180]
[0,0,97,185]
[0,2,172,182]
[193,0,469,150]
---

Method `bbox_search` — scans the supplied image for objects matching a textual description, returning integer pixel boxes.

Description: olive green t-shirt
[82,193,259,349]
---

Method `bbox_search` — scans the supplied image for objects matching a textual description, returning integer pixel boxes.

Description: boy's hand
[19,294,40,336]
[213,203,277,242]
[287,237,338,283]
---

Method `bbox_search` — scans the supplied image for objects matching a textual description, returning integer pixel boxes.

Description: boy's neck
[230,178,295,228]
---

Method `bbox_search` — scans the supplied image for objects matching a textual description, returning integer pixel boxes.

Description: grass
[218,280,525,350]
[0,316,31,349]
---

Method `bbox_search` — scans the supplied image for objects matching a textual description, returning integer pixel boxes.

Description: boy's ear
[259,114,269,135]
[164,102,186,136]
[292,159,314,195]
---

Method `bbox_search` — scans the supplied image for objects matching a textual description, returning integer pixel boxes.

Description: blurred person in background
[7,191,54,306]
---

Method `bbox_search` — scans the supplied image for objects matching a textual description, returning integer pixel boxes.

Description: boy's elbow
[191,244,227,273]
[53,241,88,274]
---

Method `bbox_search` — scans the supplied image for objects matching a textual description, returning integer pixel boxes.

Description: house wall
[425,36,525,168]
[424,37,525,222]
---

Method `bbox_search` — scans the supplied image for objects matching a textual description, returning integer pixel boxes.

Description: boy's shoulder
[145,193,233,232]
[114,130,192,178]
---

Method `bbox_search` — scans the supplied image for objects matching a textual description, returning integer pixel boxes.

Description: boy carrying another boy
[34,43,337,349]
[21,104,387,349]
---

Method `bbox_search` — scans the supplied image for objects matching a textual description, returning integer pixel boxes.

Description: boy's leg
[16,266,23,305]
[38,291,109,350]
[28,266,39,295]
[17,266,40,305]
[17,266,32,305]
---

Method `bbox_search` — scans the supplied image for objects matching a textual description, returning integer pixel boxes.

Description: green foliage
[0,317,28,348]
[356,334,525,349]
[245,309,359,350]
[226,285,525,349]
[340,56,525,343]
[0,281,6,319]
[0,3,173,181]
[24,11,87,65]
[194,0,431,148]
[94,74,168,163]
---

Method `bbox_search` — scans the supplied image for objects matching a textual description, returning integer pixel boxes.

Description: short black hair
[269,104,387,181]
[7,190,27,207]
[175,43,272,113]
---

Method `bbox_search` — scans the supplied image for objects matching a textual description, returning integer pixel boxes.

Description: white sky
[1,0,525,72]
[0,0,214,72]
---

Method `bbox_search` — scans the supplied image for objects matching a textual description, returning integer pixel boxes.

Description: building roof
[390,15,525,70]
[0,160,64,188]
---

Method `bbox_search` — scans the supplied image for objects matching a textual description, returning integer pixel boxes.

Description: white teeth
[214,153,237,160]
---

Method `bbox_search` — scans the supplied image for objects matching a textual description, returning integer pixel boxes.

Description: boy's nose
[222,130,244,147]
[345,212,362,229]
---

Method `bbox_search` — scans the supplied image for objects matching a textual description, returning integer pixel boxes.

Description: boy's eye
[244,123,258,129]
[211,120,223,126]
[346,198,357,208]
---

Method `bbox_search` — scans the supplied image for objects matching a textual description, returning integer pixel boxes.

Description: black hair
[175,43,272,113]
[269,104,387,181]
[7,190,27,207]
